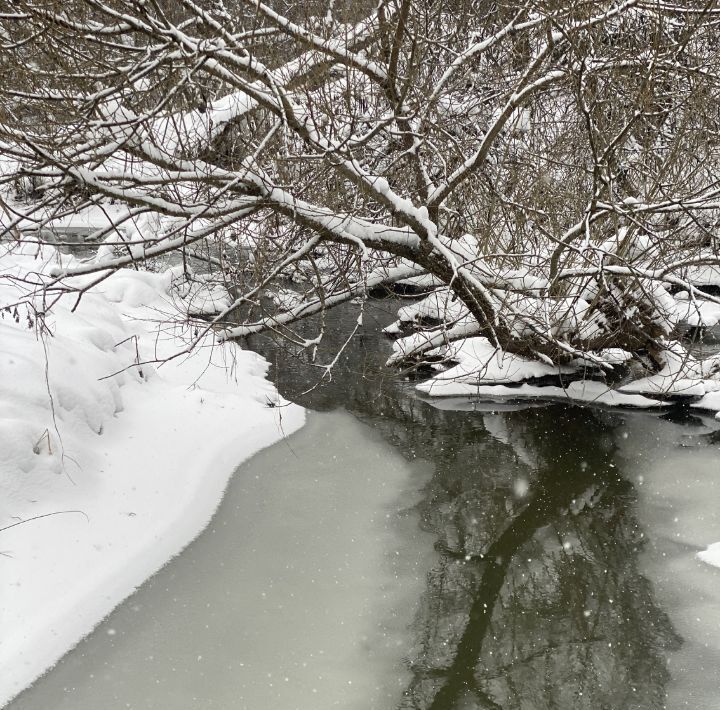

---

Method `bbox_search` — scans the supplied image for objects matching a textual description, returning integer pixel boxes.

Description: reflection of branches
[481,637,606,683]
[251,310,682,709]
[399,406,681,710]
[425,472,606,710]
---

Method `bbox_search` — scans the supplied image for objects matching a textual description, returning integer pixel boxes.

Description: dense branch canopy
[2,0,720,379]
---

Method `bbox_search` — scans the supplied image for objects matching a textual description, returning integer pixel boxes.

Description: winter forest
[2,1,720,708]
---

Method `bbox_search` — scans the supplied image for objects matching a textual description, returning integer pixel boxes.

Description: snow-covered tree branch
[3,0,720,396]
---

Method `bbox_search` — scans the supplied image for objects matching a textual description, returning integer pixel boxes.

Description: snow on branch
[2,0,720,400]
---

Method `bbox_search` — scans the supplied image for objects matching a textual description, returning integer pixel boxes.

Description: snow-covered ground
[0,240,304,707]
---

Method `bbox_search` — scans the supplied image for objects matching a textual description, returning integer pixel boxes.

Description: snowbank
[618,345,720,409]
[409,336,665,408]
[386,295,720,413]
[0,241,304,707]
[693,390,720,420]
[618,344,712,398]
[422,336,577,384]
[674,291,720,329]
[417,377,665,408]
[698,542,720,568]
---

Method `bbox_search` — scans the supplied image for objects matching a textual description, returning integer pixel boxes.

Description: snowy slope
[0,240,304,706]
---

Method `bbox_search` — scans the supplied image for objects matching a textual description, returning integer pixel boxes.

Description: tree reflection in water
[249,300,682,710]
[401,406,681,710]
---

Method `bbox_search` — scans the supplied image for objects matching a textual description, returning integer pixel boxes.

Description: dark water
[249,297,720,710]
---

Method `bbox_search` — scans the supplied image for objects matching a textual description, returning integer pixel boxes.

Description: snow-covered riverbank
[6,411,437,710]
[0,241,304,706]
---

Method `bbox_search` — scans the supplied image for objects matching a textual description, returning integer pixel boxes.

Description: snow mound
[417,377,664,408]
[619,343,719,398]
[683,263,720,288]
[0,239,304,707]
[692,390,720,419]
[698,542,720,568]
[394,272,443,291]
[424,336,577,385]
[674,291,720,329]
[411,337,663,407]
[397,289,469,325]
[174,272,232,316]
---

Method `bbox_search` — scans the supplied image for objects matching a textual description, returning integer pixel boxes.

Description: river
[7,296,720,709]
